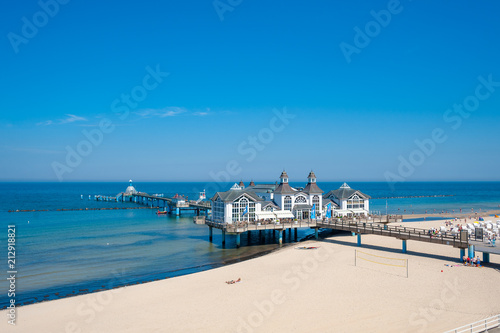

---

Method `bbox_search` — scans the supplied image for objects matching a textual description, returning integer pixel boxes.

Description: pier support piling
[483,252,490,264]
[278,230,283,246]
[314,228,319,240]
[236,233,241,248]
[209,226,213,242]
[357,233,361,247]
[176,207,180,216]
[402,239,407,254]
[460,248,465,261]
[222,230,226,247]
[468,245,475,258]
[294,228,298,241]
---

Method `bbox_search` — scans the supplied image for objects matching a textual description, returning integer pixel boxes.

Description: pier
[204,215,471,257]
[205,215,404,247]
[127,193,211,216]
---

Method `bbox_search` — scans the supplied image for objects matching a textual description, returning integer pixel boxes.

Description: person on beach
[463,255,467,265]
[477,257,481,267]
[472,257,477,266]
[467,257,470,266]
[225,278,241,284]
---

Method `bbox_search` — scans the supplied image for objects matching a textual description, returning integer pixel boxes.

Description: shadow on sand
[320,237,500,272]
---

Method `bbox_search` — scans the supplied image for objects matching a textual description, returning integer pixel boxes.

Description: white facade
[210,174,371,224]
[211,171,333,224]
[323,183,370,217]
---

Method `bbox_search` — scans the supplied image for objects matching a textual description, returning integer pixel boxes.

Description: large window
[231,197,255,222]
[212,198,225,223]
[295,196,307,203]
[347,195,364,209]
[313,195,320,208]
[284,196,292,211]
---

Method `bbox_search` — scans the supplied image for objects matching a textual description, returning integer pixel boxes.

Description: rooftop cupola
[280,171,289,184]
[307,171,317,183]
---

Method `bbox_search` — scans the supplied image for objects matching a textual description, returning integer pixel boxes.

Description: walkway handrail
[443,314,500,333]
[316,219,465,246]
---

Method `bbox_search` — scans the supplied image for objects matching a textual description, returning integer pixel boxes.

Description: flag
[242,205,249,216]
[311,204,316,219]
[326,203,332,218]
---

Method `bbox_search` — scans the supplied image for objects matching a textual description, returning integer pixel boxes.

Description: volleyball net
[355,249,408,278]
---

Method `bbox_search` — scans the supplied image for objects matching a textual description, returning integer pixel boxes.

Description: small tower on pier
[125,179,138,195]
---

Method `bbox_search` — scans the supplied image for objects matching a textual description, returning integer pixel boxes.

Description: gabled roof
[323,183,371,200]
[322,198,339,208]
[262,201,280,210]
[212,189,264,203]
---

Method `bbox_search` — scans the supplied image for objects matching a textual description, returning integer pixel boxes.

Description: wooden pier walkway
[130,193,210,216]
[316,219,468,249]
[204,215,472,259]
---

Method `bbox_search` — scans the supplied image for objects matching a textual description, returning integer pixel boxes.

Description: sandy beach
[3,215,500,333]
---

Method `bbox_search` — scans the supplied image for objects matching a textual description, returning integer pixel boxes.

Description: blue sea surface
[1,181,499,308]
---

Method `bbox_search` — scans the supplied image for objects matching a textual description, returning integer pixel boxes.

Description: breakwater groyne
[7,207,158,213]
[372,195,454,199]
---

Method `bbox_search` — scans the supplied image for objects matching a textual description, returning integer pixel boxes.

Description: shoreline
[1,231,320,310]
[3,231,499,332]
[4,210,499,310]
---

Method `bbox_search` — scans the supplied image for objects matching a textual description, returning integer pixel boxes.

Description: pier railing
[443,314,500,333]
[206,219,318,233]
[316,219,468,248]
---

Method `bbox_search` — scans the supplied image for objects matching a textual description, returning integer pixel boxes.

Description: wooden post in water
[209,226,213,242]
[222,230,226,247]
[278,230,283,246]
[236,233,241,248]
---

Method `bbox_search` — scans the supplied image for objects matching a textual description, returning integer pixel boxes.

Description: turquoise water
[1,181,500,308]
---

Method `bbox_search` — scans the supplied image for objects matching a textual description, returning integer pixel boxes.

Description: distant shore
[401,209,500,220]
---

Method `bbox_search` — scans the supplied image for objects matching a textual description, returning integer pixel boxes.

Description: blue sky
[1,0,499,182]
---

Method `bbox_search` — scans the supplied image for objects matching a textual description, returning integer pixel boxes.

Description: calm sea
[1,181,500,308]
